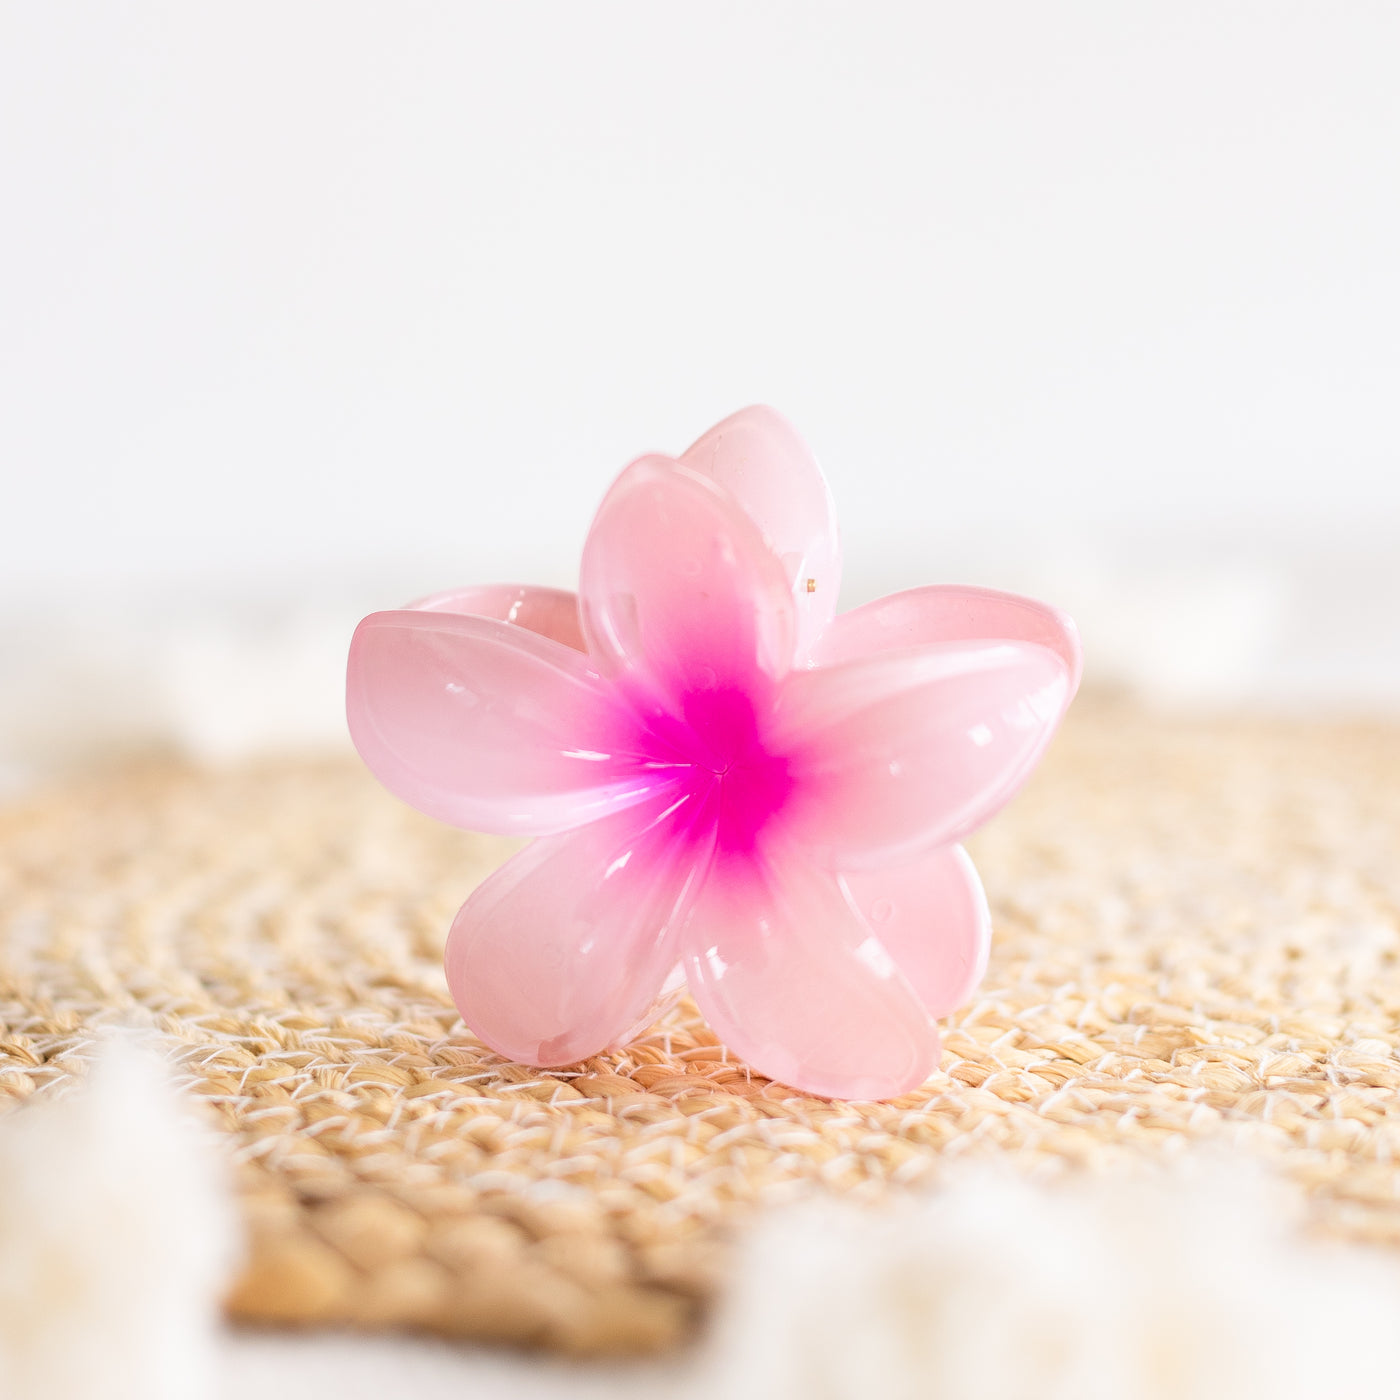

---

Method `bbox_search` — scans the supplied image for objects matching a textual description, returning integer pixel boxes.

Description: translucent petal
[680,405,841,660]
[811,583,1082,695]
[445,784,714,1066]
[682,846,939,1099]
[347,609,658,836]
[838,844,991,1019]
[407,583,585,652]
[579,455,797,720]
[775,640,1072,866]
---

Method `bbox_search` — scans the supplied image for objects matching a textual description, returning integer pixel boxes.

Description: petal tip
[753,1024,941,1102]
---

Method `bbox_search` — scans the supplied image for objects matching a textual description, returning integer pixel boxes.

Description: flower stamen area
[665,684,794,856]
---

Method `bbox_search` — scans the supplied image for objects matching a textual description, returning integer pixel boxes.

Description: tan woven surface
[4,696,1400,1354]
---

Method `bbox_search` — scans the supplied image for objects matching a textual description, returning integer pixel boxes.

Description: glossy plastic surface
[347,404,1082,1099]
[679,405,840,662]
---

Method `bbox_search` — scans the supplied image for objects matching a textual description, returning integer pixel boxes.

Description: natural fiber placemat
[3,695,1400,1354]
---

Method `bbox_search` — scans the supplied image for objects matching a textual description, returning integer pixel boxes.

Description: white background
[2,3,1399,777]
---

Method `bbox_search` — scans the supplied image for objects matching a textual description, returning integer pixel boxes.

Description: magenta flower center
[647,685,794,856]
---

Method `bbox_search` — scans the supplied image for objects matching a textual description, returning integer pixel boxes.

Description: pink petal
[347,609,659,836]
[838,844,991,1020]
[775,640,1072,866]
[579,455,797,721]
[407,583,586,652]
[445,783,714,1066]
[682,846,939,1099]
[680,405,841,660]
[811,583,1083,695]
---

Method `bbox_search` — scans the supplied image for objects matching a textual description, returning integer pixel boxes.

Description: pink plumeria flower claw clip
[347,407,1081,1100]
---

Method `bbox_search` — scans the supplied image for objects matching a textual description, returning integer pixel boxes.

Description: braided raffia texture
[4,696,1400,1354]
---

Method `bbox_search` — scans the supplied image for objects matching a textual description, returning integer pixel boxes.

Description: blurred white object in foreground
[0,1041,240,1400]
[225,1159,1400,1400]
[706,1162,1400,1400]
[2,1043,1398,1399]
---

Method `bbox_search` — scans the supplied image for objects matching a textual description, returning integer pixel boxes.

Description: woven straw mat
[4,695,1400,1354]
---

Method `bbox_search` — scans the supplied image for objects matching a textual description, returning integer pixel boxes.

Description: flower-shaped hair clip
[347,407,1080,1099]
